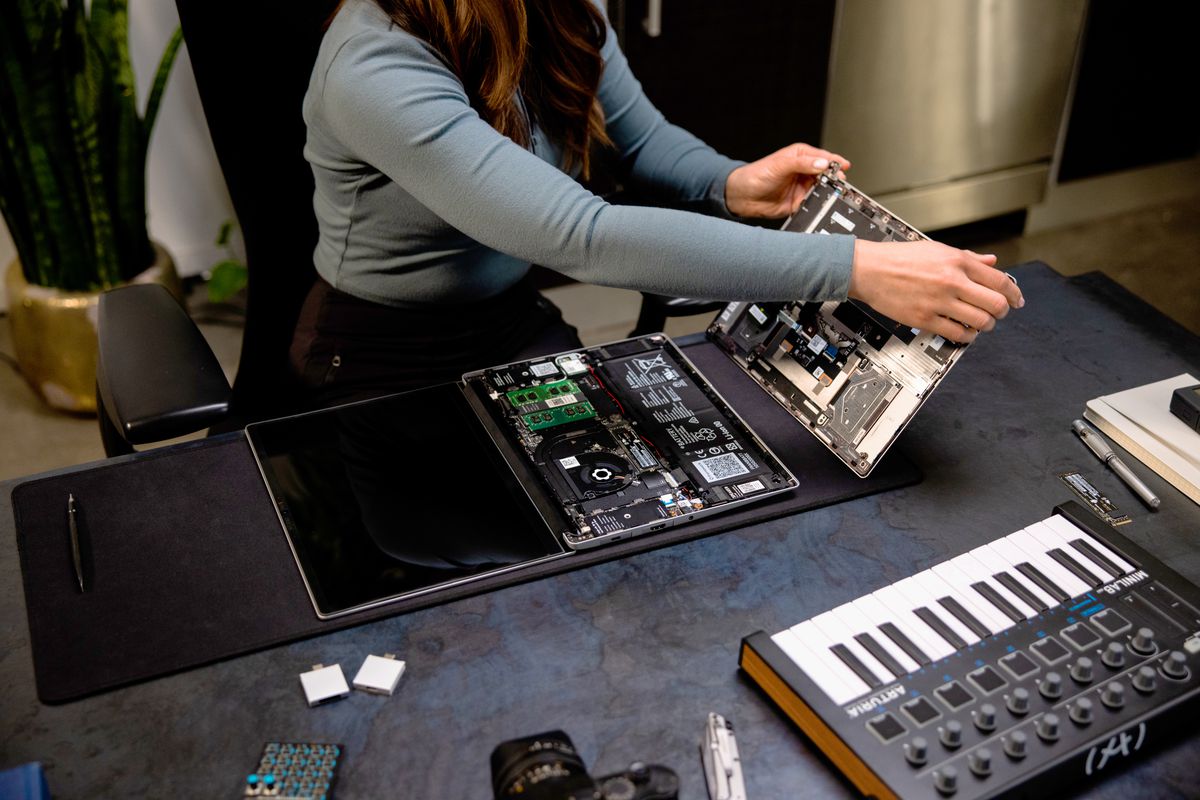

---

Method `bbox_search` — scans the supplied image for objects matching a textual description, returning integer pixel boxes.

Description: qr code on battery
[693,452,750,483]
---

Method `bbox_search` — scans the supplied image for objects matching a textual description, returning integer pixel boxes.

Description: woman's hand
[849,240,1024,344]
[725,143,850,219]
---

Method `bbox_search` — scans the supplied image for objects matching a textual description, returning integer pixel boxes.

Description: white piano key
[949,553,1023,631]
[909,570,987,643]
[932,556,1013,634]
[830,599,921,676]
[771,628,863,706]
[788,620,874,703]
[1023,517,1081,558]
[1055,540,1122,583]
[961,546,1039,619]
[859,590,953,662]
[809,610,894,687]
[1042,515,1135,575]
[888,578,969,652]
[984,539,1061,609]
[892,573,980,646]
[825,604,916,681]
[1023,520,1107,586]
[1008,529,1091,598]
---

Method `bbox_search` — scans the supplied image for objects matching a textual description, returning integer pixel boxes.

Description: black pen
[67,493,85,592]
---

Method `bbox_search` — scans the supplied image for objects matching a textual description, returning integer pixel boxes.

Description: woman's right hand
[847,240,1024,344]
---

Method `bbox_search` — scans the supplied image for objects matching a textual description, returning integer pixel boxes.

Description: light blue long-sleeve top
[303,0,855,307]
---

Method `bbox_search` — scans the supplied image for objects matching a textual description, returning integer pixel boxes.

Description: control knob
[1130,627,1157,655]
[934,766,959,796]
[974,703,997,732]
[1133,665,1157,693]
[1102,642,1126,669]
[1004,730,1028,760]
[1102,681,1126,709]
[1036,712,1061,742]
[1069,697,1094,726]
[1162,650,1190,680]
[906,736,929,767]
[1007,687,1031,716]
[1071,657,1094,684]
[940,720,963,749]
[968,748,993,777]
[1039,671,1064,700]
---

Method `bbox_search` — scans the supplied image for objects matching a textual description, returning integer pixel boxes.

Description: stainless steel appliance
[822,0,1087,230]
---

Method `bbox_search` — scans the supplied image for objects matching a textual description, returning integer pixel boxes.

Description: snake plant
[0,0,182,291]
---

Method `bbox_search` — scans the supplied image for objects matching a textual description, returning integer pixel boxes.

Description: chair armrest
[630,293,727,338]
[96,284,231,447]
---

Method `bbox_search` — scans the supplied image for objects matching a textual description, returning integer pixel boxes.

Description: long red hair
[373,0,612,177]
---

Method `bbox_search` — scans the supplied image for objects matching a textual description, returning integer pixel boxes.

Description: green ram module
[506,379,582,409]
[522,403,596,431]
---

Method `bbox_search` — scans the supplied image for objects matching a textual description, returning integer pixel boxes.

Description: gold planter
[5,242,181,414]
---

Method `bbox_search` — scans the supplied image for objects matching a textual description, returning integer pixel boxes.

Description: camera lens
[491,731,598,800]
[599,776,637,800]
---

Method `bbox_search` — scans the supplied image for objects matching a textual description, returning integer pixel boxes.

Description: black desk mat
[12,339,920,703]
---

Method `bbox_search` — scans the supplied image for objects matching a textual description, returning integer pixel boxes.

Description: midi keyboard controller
[740,502,1199,799]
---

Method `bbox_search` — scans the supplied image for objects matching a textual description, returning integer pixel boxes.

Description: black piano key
[938,596,992,639]
[1068,538,1127,579]
[878,622,932,667]
[972,581,1025,623]
[1015,562,1071,604]
[829,643,884,689]
[854,632,907,679]
[1048,547,1102,586]
[914,606,968,650]
[993,572,1049,613]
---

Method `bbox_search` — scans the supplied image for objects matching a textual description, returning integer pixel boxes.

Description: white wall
[132,0,239,280]
[1,1,237,308]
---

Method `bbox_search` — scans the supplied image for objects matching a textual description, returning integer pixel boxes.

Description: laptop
[246,334,795,618]
[708,165,974,477]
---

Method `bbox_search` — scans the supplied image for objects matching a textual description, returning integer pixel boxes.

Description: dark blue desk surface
[2,264,1198,799]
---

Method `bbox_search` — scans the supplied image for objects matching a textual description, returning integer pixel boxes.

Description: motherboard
[464,336,795,549]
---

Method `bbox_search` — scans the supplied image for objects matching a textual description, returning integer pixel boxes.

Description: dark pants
[289,276,583,408]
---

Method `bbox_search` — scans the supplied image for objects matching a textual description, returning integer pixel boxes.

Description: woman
[292,0,1023,406]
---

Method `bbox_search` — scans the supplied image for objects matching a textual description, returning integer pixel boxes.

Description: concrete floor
[2,199,1198,483]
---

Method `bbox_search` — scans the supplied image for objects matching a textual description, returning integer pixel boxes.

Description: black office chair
[96,0,337,455]
[629,294,725,337]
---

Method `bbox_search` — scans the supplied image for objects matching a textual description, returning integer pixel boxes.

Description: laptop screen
[246,383,566,618]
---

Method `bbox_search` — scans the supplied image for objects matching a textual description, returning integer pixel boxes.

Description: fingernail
[1017,296,1025,308]
[813,158,829,170]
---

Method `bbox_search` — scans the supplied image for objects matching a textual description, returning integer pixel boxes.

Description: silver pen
[67,493,86,592]
[1071,420,1160,510]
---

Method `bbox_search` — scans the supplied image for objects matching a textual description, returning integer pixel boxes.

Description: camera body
[491,731,679,800]
[592,762,679,800]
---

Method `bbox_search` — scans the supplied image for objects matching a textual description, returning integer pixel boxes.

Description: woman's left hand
[725,143,851,219]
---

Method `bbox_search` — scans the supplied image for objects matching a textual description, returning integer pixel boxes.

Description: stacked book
[1084,374,1200,505]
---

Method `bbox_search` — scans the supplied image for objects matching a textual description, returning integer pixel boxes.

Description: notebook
[246,335,796,618]
[708,165,975,477]
[1084,373,1200,505]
